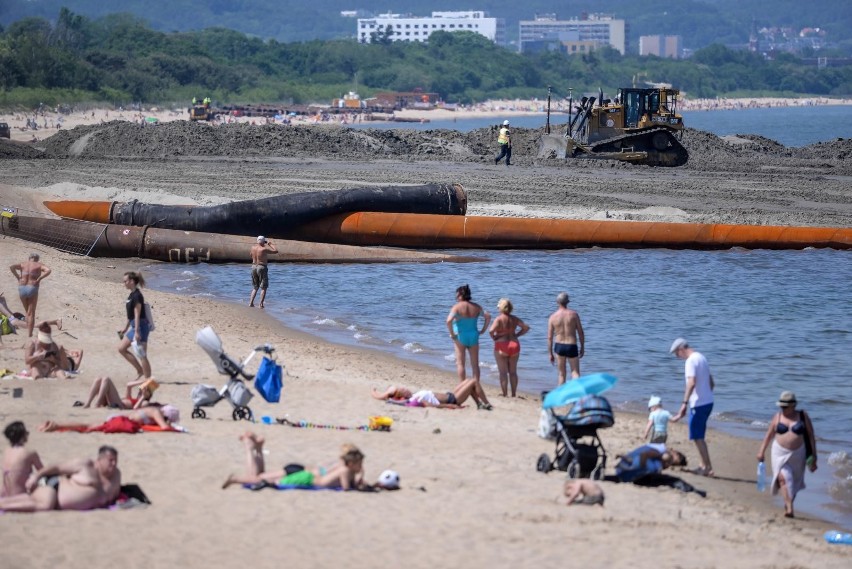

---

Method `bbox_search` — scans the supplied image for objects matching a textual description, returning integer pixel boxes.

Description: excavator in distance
[539,87,688,167]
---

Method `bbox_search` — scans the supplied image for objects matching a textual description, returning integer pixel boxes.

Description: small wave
[347,324,359,332]
[829,451,851,470]
[443,353,456,363]
[189,293,215,298]
[353,332,370,340]
[313,318,339,327]
[402,342,424,353]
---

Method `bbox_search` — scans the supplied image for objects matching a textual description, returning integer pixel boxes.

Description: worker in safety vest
[495,119,512,166]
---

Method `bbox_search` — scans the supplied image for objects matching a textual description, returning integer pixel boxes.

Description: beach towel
[243,482,341,492]
[771,440,806,499]
[47,417,185,434]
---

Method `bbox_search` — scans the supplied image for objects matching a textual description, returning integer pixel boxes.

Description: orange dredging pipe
[286,212,852,251]
[42,201,852,251]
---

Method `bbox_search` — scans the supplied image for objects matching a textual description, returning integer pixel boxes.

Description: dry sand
[1,120,851,568]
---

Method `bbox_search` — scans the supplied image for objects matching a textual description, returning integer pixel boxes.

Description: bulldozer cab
[619,87,683,131]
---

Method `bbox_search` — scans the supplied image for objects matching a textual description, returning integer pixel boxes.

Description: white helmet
[502,120,510,126]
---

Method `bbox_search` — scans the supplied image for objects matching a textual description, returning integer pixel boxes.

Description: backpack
[0,314,13,336]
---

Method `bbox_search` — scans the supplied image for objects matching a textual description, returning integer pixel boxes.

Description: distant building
[639,35,682,59]
[357,11,505,45]
[518,13,626,55]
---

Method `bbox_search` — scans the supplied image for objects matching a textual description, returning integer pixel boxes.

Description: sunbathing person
[613,444,687,483]
[222,432,367,490]
[38,405,181,434]
[371,385,413,402]
[407,378,481,409]
[564,479,605,507]
[0,445,120,512]
[23,321,82,379]
[2,421,44,497]
[82,376,159,409]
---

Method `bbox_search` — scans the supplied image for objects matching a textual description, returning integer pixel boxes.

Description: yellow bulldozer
[539,87,688,167]
[189,103,216,121]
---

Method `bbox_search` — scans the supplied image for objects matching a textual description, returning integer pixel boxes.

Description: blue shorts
[125,319,151,343]
[688,403,713,440]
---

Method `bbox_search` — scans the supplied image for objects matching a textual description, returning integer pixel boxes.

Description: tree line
[0,10,850,109]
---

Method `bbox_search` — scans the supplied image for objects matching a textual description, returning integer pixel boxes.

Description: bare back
[548,307,582,345]
[14,260,47,286]
[250,244,269,265]
[2,447,43,497]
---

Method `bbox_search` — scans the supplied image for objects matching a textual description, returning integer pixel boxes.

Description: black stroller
[191,326,276,421]
[536,394,614,479]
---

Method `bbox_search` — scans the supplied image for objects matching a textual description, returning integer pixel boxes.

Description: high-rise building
[518,14,626,55]
[639,35,683,59]
[357,11,505,45]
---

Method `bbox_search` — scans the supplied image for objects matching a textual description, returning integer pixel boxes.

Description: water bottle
[824,530,852,545]
[756,461,766,492]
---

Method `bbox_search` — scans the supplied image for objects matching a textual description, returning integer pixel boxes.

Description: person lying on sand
[371,385,413,401]
[23,321,82,379]
[407,378,482,409]
[2,421,44,497]
[0,445,120,512]
[38,405,181,433]
[81,376,159,409]
[613,444,687,483]
[564,479,605,507]
[222,432,381,491]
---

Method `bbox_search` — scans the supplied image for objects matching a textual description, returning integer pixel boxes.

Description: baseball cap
[647,395,662,408]
[377,469,400,490]
[669,338,688,354]
[502,119,510,126]
[257,236,266,243]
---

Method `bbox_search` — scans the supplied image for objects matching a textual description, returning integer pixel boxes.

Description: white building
[639,35,683,59]
[518,14,626,55]
[358,11,504,45]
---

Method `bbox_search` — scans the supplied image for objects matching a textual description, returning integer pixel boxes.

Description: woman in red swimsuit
[488,298,530,397]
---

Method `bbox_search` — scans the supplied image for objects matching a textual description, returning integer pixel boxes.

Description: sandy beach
[1,117,852,568]
[3,95,852,143]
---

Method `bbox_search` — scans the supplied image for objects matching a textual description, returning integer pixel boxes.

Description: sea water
[349,104,852,147]
[145,247,851,527]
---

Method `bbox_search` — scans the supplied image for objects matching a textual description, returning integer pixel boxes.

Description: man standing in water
[547,291,585,384]
[0,445,121,511]
[249,236,278,308]
[670,338,715,477]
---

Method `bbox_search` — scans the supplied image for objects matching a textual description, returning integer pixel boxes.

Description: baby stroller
[191,326,276,421]
[536,394,614,480]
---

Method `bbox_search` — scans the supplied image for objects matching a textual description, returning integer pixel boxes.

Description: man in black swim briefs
[547,292,585,385]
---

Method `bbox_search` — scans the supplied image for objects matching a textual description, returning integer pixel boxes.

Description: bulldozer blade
[537,134,570,159]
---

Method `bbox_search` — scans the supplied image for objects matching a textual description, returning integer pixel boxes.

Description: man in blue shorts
[670,338,715,477]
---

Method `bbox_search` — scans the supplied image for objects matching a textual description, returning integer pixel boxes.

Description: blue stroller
[536,394,615,479]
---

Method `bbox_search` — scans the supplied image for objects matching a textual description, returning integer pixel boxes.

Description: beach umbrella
[542,372,617,409]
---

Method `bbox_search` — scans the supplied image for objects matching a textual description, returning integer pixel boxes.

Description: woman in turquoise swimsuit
[446,284,493,410]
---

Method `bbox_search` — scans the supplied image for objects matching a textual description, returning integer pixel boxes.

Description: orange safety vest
[498,127,510,145]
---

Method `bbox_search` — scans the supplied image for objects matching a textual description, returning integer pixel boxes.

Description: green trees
[0,9,849,109]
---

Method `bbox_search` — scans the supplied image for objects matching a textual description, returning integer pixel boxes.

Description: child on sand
[2,421,44,497]
[643,395,672,444]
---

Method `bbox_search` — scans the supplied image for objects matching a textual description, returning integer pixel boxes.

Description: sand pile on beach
[3,120,849,179]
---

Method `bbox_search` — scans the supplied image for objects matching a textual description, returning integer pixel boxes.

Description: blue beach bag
[254,356,283,403]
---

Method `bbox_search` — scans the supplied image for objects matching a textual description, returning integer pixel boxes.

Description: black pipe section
[109,183,467,238]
